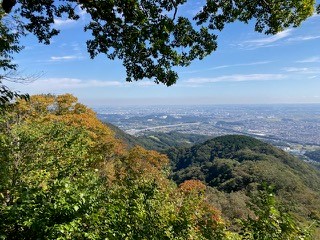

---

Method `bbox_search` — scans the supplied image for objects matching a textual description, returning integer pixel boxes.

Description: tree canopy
[0,0,317,87]
[0,93,230,239]
[0,94,316,238]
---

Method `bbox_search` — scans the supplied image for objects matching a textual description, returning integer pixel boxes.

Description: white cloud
[8,78,123,93]
[71,43,81,52]
[248,29,292,44]
[8,78,163,95]
[77,7,87,17]
[54,19,76,27]
[50,55,83,61]
[238,29,293,49]
[288,35,320,42]
[186,74,286,84]
[283,67,310,72]
[84,79,123,87]
[297,56,320,63]
[181,61,272,74]
[135,81,156,86]
[209,61,272,70]
[282,67,320,74]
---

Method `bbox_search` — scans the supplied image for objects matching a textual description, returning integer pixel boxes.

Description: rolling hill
[104,122,211,151]
[103,124,320,234]
[166,135,320,229]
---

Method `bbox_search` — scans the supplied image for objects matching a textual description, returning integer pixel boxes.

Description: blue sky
[6,1,320,106]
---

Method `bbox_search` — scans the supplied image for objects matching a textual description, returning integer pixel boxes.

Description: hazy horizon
[85,98,320,107]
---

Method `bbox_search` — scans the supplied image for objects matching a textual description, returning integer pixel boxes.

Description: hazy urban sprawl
[95,104,320,155]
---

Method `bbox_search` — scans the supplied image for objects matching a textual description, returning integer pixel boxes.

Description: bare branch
[1,70,42,84]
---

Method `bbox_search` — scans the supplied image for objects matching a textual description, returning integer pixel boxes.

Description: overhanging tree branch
[0,0,318,87]
[1,0,16,14]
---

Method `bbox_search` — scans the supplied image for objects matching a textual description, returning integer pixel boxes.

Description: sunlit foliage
[0,94,227,239]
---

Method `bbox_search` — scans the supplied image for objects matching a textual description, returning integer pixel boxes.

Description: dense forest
[167,136,320,227]
[305,150,320,163]
[109,125,320,237]
[0,94,227,239]
[0,94,319,239]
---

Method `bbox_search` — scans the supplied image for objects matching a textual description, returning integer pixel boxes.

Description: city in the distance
[96,104,320,160]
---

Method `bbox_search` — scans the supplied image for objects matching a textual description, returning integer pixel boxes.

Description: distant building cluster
[96,104,320,148]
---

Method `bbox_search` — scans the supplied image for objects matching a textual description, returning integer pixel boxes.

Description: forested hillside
[104,122,211,152]
[0,94,228,239]
[167,135,320,234]
[136,132,212,152]
[0,95,317,239]
[305,149,320,163]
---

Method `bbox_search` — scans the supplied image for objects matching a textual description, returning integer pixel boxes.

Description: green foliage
[168,135,320,235]
[170,135,277,171]
[0,11,23,71]
[104,122,212,152]
[0,94,227,239]
[1,95,319,238]
[0,119,107,239]
[0,85,29,106]
[305,149,320,163]
[195,0,315,34]
[137,131,212,152]
[0,11,29,106]
[99,148,227,240]
[104,122,144,149]
[240,185,313,240]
